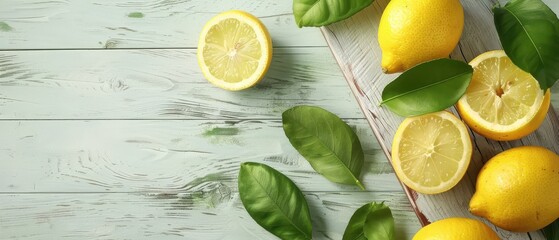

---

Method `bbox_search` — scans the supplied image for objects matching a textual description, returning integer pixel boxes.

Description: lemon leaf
[493,0,559,90]
[282,106,365,189]
[238,162,312,240]
[293,0,374,27]
[343,202,395,240]
[343,203,374,240]
[363,202,395,240]
[381,59,473,117]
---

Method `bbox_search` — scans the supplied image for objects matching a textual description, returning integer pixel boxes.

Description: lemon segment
[392,111,472,194]
[457,50,549,141]
[197,10,272,91]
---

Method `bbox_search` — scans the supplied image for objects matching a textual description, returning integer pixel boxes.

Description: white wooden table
[0,1,557,239]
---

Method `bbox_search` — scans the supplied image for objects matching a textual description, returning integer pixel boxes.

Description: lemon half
[197,10,272,91]
[392,111,472,194]
[457,50,550,141]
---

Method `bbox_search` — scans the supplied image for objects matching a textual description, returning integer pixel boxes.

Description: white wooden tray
[321,0,559,238]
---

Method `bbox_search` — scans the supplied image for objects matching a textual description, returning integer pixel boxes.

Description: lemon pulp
[457,50,549,140]
[197,10,272,90]
[392,111,472,194]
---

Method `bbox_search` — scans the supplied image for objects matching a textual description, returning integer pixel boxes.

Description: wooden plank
[0,48,364,120]
[321,0,558,239]
[0,0,325,49]
[0,119,402,193]
[0,48,557,121]
[0,192,420,239]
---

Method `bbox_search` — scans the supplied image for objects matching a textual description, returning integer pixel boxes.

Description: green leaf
[544,220,559,240]
[238,162,312,240]
[363,203,395,240]
[493,0,559,90]
[343,202,395,240]
[293,0,374,27]
[282,106,365,189]
[342,203,375,240]
[381,59,473,117]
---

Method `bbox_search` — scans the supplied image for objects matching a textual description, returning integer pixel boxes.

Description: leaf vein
[298,0,324,26]
[298,123,359,181]
[246,169,311,239]
[503,7,545,68]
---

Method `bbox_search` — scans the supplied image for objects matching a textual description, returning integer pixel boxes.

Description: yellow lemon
[456,50,550,141]
[413,218,501,240]
[392,111,472,194]
[197,10,272,91]
[469,146,559,232]
[378,0,464,73]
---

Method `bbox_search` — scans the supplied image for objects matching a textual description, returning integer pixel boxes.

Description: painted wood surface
[1,192,420,240]
[1,49,557,120]
[0,120,403,193]
[0,0,419,239]
[0,0,325,49]
[322,0,559,239]
[1,0,558,239]
[0,48,365,120]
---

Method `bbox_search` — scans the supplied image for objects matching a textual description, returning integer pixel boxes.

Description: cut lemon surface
[197,10,272,91]
[392,111,472,194]
[456,50,550,141]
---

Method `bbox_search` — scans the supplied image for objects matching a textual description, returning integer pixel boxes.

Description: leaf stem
[356,180,365,190]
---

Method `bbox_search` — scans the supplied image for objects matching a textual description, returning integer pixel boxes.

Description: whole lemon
[378,0,464,73]
[470,146,559,232]
[412,218,500,240]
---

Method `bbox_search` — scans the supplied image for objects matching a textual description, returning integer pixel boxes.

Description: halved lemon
[392,111,472,194]
[197,10,272,91]
[456,50,550,141]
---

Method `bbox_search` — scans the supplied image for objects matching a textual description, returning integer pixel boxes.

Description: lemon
[412,218,501,240]
[392,111,472,194]
[469,146,559,232]
[378,0,464,73]
[456,50,550,141]
[197,10,272,91]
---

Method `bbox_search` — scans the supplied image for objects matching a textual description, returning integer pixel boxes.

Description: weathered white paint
[2,0,558,238]
[1,47,553,120]
[0,119,400,193]
[322,0,559,239]
[0,0,325,49]
[0,192,420,239]
[0,0,420,237]
[0,48,363,120]
[0,0,419,238]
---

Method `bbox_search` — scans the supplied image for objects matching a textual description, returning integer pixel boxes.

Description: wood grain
[0,48,364,120]
[2,0,558,238]
[0,0,325,49]
[322,0,558,239]
[1,48,557,121]
[0,119,402,193]
[0,192,421,239]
